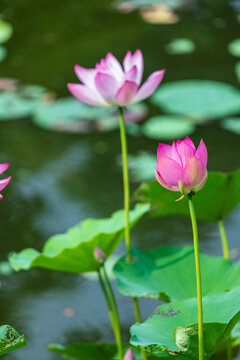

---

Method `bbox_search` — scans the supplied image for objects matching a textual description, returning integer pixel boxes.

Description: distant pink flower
[155,137,208,199]
[124,348,136,360]
[67,50,165,107]
[0,163,11,200]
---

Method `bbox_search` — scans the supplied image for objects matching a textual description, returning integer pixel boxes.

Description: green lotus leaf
[0,46,7,62]
[126,152,156,182]
[0,91,38,120]
[130,286,240,359]
[235,62,240,83]
[134,169,240,222]
[9,203,150,273]
[113,246,240,300]
[0,20,13,44]
[0,325,27,355]
[151,81,240,121]
[48,342,165,359]
[142,116,195,140]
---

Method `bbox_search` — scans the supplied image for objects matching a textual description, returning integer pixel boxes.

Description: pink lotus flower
[0,163,11,199]
[124,348,136,360]
[67,50,165,107]
[155,137,207,199]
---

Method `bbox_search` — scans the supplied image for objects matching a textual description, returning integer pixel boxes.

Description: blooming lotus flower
[124,348,136,360]
[0,163,11,199]
[155,137,207,199]
[67,50,165,107]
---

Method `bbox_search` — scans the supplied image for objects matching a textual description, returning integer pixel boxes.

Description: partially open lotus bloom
[0,163,11,199]
[155,137,208,199]
[124,348,136,360]
[67,50,165,107]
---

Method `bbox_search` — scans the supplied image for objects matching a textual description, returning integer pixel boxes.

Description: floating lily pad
[221,117,240,134]
[151,81,240,121]
[48,342,163,360]
[0,325,27,355]
[9,203,150,273]
[130,285,240,359]
[228,39,240,57]
[0,20,13,44]
[113,246,240,300]
[235,62,240,82]
[134,169,240,222]
[165,39,196,55]
[127,152,156,182]
[33,98,147,133]
[0,261,13,276]
[142,116,195,140]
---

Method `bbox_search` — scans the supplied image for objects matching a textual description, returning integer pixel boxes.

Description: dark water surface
[0,0,240,359]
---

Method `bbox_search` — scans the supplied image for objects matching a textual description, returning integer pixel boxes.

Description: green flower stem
[119,107,131,258]
[218,220,232,360]
[119,107,147,360]
[188,195,204,360]
[98,269,123,360]
[102,265,123,360]
[218,220,230,260]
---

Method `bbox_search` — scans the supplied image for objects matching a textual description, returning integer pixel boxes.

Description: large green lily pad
[32,98,147,133]
[134,169,240,222]
[142,116,195,140]
[48,342,164,359]
[113,246,240,300]
[228,39,240,58]
[130,286,240,359]
[0,325,27,355]
[151,81,240,121]
[165,39,196,55]
[9,203,150,273]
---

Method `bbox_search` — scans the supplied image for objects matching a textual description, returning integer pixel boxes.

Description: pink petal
[124,65,138,83]
[155,168,180,191]
[182,136,196,150]
[105,53,123,81]
[95,72,119,104]
[67,83,107,106]
[124,348,136,360]
[132,49,144,84]
[195,139,208,170]
[176,140,196,167]
[156,156,183,187]
[74,65,97,89]
[115,80,138,106]
[157,142,181,165]
[0,176,11,192]
[134,70,165,102]
[123,51,133,72]
[183,156,204,188]
[0,163,9,175]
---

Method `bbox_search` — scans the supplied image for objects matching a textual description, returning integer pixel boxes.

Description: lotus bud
[155,137,208,200]
[124,348,136,360]
[94,247,106,264]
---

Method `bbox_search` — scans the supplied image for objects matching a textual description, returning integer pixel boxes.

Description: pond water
[0,0,240,359]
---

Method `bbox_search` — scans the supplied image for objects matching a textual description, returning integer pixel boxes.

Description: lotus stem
[119,107,147,360]
[188,194,204,360]
[98,269,123,360]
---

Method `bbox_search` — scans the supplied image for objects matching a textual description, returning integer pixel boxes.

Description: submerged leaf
[114,246,240,300]
[0,325,27,355]
[165,39,196,55]
[9,203,150,273]
[134,169,240,222]
[0,20,13,44]
[130,286,240,359]
[151,80,240,121]
[228,39,240,57]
